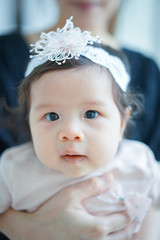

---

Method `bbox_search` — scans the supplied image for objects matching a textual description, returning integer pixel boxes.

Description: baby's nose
[58,124,84,142]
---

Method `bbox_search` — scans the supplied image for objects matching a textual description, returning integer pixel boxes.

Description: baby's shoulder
[120,139,154,155]
[117,139,156,167]
[0,142,34,166]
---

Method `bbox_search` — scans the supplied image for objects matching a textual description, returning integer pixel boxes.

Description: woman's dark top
[0,32,160,160]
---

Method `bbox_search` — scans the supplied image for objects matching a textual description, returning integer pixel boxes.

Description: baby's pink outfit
[0,139,160,233]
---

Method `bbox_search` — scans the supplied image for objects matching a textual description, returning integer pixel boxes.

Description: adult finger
[106,220,137,240]
[99,212,129,235]
[66,173,112,203]
[76,212,129,240]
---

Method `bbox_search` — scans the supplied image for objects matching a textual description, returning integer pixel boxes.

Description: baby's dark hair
[8,44,143,142]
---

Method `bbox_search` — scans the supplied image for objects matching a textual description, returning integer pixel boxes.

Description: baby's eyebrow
[33,101,108,112]
[34,103,58,111]
[82,100,108,107]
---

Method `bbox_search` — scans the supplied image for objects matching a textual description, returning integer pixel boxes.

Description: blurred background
[0,0,159,66]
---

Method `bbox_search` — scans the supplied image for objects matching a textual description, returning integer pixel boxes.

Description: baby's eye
[45,112,59,121]
[84,110,99,119]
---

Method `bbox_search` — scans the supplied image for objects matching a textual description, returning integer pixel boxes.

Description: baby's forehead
[62,63,113,79]
[28,62,114,101]
[30,69,115,113]
[31,64,113,93]
[45,64,113,82]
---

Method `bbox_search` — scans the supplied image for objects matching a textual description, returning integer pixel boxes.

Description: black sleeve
[0,32,29,154]
[124,49,160,160]
[0,233,10,240]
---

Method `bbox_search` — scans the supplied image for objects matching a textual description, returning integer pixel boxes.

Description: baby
[0,17,160,237]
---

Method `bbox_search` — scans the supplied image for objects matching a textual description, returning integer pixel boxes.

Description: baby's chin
[61,168,95,178]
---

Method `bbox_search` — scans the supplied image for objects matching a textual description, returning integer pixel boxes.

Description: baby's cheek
[99,143,118,164]
[33,138,47,159]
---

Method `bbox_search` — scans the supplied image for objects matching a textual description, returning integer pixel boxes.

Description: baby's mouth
[61,154,87,165]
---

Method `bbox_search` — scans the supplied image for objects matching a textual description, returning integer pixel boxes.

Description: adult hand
[0,175,135,240]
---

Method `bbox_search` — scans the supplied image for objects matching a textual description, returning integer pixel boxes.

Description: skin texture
[29,66,125,177]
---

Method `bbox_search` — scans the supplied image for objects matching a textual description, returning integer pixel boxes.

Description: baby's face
[29,66,124,177]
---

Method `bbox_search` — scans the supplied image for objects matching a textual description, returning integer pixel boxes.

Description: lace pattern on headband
[25,17,130,91]
[30,16,101,64]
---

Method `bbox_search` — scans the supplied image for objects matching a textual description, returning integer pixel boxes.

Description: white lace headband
[25,16,130,91]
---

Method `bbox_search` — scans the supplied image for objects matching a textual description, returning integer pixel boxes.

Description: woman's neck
[23,17,120,49]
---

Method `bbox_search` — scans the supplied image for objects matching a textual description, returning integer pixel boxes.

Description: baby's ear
[125,106,132,121]
[120,106,131,136]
